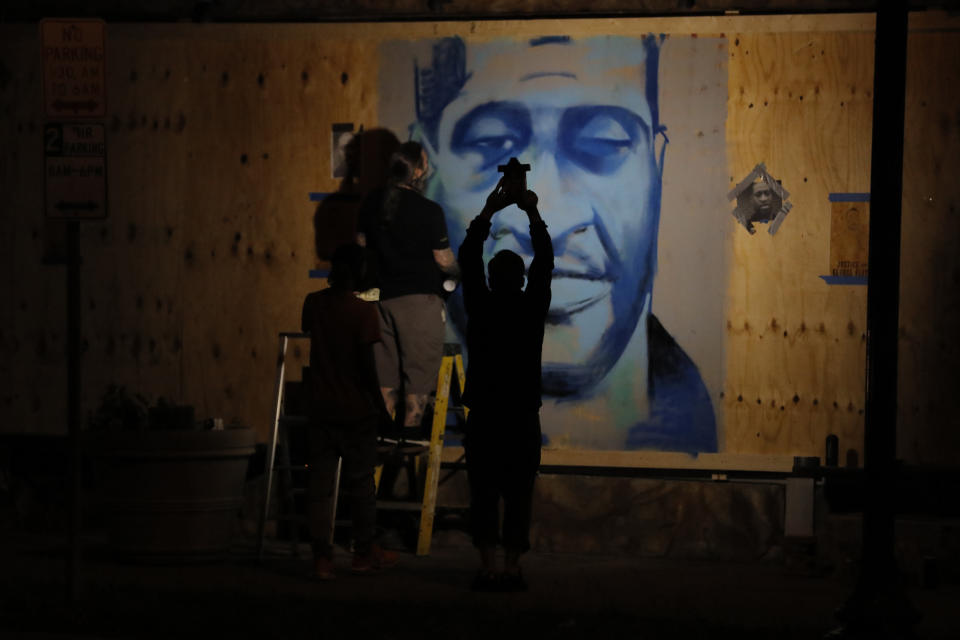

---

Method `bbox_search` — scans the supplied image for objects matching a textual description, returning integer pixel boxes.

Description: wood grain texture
[1,14,957,468]
[898,25,960,466]
[0,1,887,23]
[0,33,68,436]
[724,30,875,461]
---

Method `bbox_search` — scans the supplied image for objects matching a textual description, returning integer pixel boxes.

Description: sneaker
[314,556,335,581]
[351,544,398,574]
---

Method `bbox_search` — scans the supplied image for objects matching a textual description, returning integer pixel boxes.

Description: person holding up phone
[458,166,553,592]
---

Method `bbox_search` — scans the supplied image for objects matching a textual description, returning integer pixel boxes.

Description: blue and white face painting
[423,36,664,398]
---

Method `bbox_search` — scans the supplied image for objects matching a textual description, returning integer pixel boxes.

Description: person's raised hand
[482,178,513,219]
[518,190,539,213]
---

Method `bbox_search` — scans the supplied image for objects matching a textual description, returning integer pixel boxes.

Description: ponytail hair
[387,141,426,191]
[382,141,427,224]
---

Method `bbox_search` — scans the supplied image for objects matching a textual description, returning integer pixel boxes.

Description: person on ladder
[300,243,398,580]
[458,174,554,592]
[356,141,460,445]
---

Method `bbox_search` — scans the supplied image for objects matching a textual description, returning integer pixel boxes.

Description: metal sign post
[41,18,107,607]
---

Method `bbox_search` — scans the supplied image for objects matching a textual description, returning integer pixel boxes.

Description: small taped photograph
[330,122,355,179]
[728,164,792,235]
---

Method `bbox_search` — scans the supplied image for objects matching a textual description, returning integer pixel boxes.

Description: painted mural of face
[420,36,664,397]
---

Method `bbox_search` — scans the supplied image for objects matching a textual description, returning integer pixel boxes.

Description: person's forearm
[442,261,461,280]
[433,247,460,278]
[461,216,490,259]
[478,206,496,224]
[524,205,543,226]
[527,214,555,290]
[529,215,552,258]
[458,215,491,291]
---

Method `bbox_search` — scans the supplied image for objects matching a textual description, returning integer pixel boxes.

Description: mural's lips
[547,274,611,319]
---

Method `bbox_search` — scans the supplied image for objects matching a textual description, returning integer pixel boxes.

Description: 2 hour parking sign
[45,122,107,220]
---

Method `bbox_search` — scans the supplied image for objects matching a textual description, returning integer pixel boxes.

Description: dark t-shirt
[459,216,554,414]
[301,288,381,422]
[357,187,451,300]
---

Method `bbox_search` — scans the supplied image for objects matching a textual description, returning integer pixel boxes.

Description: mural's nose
[526,152,594,255]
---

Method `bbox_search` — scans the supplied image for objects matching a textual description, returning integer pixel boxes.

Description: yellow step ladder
[415,343,467,555]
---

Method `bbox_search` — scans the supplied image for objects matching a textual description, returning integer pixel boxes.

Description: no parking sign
[41,19,108,220]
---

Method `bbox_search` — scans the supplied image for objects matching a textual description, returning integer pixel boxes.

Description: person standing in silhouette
[300,244,397,579]
[459,179,553,591]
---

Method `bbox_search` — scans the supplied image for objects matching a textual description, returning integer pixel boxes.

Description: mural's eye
[450,102,532,172]
[558,106,649,175]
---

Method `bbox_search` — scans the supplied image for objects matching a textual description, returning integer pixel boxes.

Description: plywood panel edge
[441,446,794,472]
[106,14,877,44]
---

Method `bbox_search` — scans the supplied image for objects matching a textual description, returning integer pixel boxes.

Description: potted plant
[86,385,256,560]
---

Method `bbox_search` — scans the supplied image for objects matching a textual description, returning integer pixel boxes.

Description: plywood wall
[898,24,960,466]
[1,24,383,439]
[724,29,875,459]
[1,13,957,467]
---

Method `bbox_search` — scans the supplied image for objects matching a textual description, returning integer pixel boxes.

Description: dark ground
[2,530,958,640]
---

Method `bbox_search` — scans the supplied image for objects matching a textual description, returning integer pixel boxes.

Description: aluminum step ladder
[257,332,313,559]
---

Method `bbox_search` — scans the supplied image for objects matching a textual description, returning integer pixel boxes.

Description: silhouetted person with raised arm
[300,244,397,580]
[459,178,553,592]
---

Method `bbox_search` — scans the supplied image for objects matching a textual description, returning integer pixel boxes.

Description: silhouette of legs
[306,417,378,561]
[465,410,541,587]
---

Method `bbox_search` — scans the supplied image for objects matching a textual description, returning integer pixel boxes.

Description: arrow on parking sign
[52,99,100,113]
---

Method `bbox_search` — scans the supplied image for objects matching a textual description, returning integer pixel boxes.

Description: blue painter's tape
[828,193,870,202]
[819,275,868,285]
[309,269,330,279]
[529,35,571,47]
[309,192,331,202]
